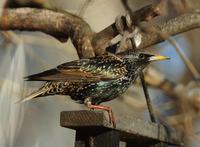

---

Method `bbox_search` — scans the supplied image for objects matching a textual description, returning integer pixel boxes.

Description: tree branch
[95,9,200,53]
[0,7,200,59]
[93,3,161,54]
[140,72,156,123]
[0,5,160,58]
[0,8,95,58]
[137,9,200,49]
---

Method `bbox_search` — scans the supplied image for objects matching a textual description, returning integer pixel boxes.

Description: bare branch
[167,37,200,80]
[94,9,200,53]
[93,3,161,54]
[0,4,161,58]
[0,8,95,58]
[0,7,200,60]
[138,10,200,49]
[140,72,156,123]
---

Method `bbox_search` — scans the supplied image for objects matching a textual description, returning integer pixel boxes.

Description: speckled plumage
[24,51,154,104]
[23,51,169,128]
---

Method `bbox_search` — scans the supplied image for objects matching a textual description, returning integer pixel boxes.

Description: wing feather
[25,54,127,82]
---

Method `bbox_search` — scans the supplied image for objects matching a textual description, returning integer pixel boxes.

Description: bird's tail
[16,88,47,103]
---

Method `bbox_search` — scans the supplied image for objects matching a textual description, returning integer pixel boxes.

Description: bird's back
[23,54,130,103]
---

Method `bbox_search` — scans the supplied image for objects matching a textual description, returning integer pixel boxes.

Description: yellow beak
[148,55,170,61]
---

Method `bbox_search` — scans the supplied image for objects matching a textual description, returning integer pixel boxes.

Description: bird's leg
[87,104,116,128]
[84,98,116,128]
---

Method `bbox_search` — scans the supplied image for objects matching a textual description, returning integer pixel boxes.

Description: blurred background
[0,0,200,146]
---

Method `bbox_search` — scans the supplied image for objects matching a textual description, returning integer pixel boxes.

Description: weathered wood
[75,129,120,147]
[126,141,168,147]
[60,110,183,146]
[60,110,111,128]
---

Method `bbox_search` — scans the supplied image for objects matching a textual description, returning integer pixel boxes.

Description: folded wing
[25,54,127,82]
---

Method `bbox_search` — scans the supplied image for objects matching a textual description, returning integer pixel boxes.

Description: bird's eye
[139,54,145,59]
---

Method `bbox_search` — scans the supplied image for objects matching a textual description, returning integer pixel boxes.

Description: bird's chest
[113,74,137,95]
[69,70,138,104]
[84,74,136,104]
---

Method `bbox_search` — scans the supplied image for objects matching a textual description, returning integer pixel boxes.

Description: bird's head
[121,51,170,71]
[123,51,169,62]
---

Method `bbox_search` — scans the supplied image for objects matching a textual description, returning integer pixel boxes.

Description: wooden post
[75,130,120,147]
[60,110,183,147]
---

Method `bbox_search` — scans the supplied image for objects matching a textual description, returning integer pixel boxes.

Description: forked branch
[0,6,200,58]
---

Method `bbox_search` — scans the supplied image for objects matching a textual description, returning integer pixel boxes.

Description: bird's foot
[84,100,116,128]
[89,105,116,128]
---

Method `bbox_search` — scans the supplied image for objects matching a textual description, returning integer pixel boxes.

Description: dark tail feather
[24,69,59,81]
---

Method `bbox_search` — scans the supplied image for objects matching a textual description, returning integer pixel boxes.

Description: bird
[22,51,169,128]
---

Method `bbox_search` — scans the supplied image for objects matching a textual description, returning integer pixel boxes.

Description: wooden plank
[75,128,120,147]
[126,141,168,147]
[75,131,86,147]
[60,110,183,146]
[89,130,120,147]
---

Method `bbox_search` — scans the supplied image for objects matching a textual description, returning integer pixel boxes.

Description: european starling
[23,51,169,127]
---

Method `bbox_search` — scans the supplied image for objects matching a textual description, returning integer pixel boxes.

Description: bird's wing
[25,54,127,82]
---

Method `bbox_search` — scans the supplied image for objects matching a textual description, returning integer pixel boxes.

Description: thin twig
[78,0,93,17]
[167,37,200,80]
[144,26,200,80]
[121,0,132,13]
[140,72,156,123]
